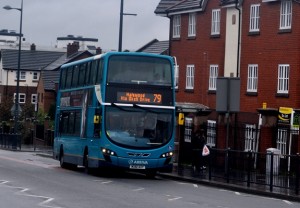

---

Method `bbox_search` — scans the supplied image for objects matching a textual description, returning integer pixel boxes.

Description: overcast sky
[0,0,169,51]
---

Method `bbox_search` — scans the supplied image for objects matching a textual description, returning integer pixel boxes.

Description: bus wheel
[59,151,67,169]
[84,154,91,174]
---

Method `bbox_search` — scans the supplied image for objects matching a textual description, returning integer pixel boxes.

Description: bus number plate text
[130,165,146,169]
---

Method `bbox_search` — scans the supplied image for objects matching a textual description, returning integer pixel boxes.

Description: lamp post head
[3,5,13,10]
[3,5,22,12]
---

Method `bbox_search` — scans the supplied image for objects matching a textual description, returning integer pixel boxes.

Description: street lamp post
[118,0,137,52]
[4,0,23,135]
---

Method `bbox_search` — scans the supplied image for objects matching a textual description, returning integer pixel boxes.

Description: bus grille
[127,153,151,157]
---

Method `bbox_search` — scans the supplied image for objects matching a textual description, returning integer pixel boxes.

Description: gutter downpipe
[235,0,241,78]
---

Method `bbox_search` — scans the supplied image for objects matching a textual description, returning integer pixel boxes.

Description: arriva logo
[128,160,148,165]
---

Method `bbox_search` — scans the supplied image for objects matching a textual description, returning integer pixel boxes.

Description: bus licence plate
[130,165,146,169]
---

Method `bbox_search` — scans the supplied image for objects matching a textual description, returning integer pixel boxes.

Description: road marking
[235,192,241,195]
[168,196,182,201]
[93,180,113,184]
[132,188,145,192]
[193,184,198,188]
[0,180,64,208]
[283,200,293,205]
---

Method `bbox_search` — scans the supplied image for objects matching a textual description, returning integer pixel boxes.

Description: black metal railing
[0,133,21,150]
[176,148,300,196]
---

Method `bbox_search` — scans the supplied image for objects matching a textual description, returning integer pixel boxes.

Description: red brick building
[155,0,300,160]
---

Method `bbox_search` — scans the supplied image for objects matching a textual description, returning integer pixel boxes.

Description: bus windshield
[107,55,172,85]
[105,106,173,149]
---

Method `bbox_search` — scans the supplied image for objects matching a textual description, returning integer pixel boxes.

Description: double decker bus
[53,52,175,177]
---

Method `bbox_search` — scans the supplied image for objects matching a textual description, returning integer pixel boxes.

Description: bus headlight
[102,148,117,156]
[160,151,173,158]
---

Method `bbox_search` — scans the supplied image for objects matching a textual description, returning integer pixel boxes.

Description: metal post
[118,0,124,52]
[118,0,136,52]
[270,152,274,192]
[3,0,23,141]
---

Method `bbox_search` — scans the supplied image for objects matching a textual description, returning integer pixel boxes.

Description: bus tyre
[60,152,67,169]
[84,154,91,174]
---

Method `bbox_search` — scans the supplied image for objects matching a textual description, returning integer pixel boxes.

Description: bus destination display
[117,92,162,104]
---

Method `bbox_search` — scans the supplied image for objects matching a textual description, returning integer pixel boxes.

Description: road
[0,149,299,208]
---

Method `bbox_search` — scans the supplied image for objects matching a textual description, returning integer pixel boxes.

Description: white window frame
[188,13,196,37]
[31,94,37,104]
[280,0,292,30]
[247,64,258,92]
[277,64,289,94]
[249,4,260,32]
[244,124,257,151]
[33,72,38,81]
[173,15,181,38]
[14,93,26,104]
[207,120,216,147]
[16,71,26,81]
[186,65,194,90]
[209,65,218,91]
[211,9,220,35]
[174,64,179,89]
[184,117,193,143]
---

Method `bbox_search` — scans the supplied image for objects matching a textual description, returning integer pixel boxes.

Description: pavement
[4,145,300,203]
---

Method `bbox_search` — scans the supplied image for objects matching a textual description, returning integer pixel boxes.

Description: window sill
[276,93,289,98]
[248,31,260,36]
[185,89,194,93]
[187,36,196,40]
[246,92,258,96]
[278,28,291,34]
[172,37,181,41]
[210,34,220,38]
[208,90,216,94]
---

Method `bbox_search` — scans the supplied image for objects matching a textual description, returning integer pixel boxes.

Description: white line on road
[132,188,145,192]
[1,180,64,208]
[283,200,293,205]
[193,184,198,188]
[168,196,183,201]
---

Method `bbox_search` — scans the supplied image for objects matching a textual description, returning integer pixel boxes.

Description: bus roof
[60,52,173,69]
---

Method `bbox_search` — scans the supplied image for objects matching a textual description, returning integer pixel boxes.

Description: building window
[244,124,257,151]
[209,65,218,91]
[16,71,26,80]
[277,128,288,155]
[277,64,289,94]
[31,94,37,104]
[174,64,179,89]
[249,4,260,32]
[188,13,196,37]
[211,9,220,35]
[186,65,194,90]
[14,93,26,104]
[33,72,38,81]
[247,64,258,92]
[184,117,193,143]
[173,15,181,38]
[280,0,292,30]
[207,120,216,147]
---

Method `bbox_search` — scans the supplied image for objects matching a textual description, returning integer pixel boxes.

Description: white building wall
[224,7,241,77]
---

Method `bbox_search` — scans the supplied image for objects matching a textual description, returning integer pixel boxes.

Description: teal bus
[53,52,175,177]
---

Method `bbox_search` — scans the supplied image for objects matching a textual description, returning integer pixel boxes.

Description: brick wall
[171,0,225,109]
[240,1,300,112]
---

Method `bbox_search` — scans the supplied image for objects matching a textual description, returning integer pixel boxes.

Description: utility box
[266,148,281,175]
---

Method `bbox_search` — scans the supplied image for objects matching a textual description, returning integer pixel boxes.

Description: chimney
[67,41,79,57]
[96,47,102,55]
[30,43,36,51]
